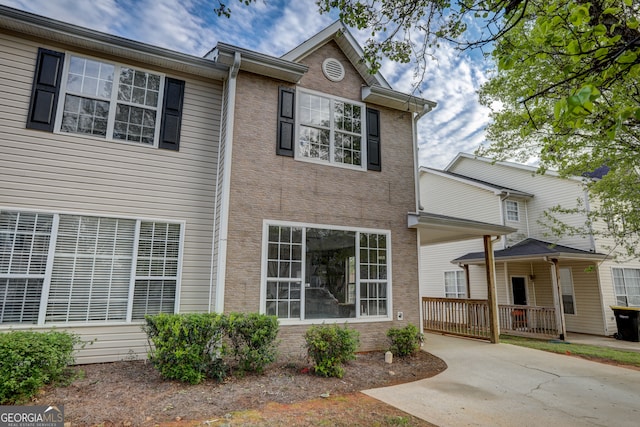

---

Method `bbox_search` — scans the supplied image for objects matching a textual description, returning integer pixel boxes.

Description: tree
[215,0,640,257]
[476,1,640,259]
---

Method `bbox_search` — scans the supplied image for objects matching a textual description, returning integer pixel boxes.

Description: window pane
[297,92,364,167]
[0,278,43,324]
[305,228,356,319]
[61,95,109,137]
[66,56,114,98]
[444,270,466,298]
[46,216,135,323]
[132,279,176,319]
[113,104,156,145]
[0,211,52,276]
[118,68,162,108]
[264,226,303,319]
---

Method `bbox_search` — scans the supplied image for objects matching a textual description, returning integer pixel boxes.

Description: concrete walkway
[364,333,640,426]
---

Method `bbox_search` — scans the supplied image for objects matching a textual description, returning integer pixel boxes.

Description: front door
[511,277,527,305]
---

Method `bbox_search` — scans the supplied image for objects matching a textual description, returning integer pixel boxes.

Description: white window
[263,222,390,321]
[444,270,466,298]
[0,210,181,325]
[559,267,576,315]
[57,54,164,146]
[613,268,640,307]
[297,90,365,168]
[505,200,520,222]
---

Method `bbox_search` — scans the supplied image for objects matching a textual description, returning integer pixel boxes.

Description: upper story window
[276,87,381,171]
[58,55,163,145]
[505,200,520,222]
[26,48,185,151]
[297,90,365,168]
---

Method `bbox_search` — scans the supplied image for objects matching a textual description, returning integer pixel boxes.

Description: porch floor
[565,333,640,353]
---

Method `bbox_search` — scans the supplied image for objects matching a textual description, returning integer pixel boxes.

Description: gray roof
[453,238,606,263]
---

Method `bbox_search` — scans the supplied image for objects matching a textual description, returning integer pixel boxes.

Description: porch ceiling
[408,212,516,245]
[453,238,607,264]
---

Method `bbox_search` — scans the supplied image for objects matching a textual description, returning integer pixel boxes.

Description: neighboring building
[420,153,640,337]
[0,6,437,363]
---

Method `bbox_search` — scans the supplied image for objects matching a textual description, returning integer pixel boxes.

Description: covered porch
[409,212,515,343]
[420,238,607,340]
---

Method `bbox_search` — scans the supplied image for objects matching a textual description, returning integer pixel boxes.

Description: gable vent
[322,58,345,82]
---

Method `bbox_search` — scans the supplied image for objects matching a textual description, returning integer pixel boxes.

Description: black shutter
[276,86,295,157]
[159,77,185,151]
[366,108,381,171]
[26,48,65,131]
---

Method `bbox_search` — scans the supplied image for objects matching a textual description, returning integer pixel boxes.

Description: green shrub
[144,312,280,383]
[0,330,80,404]
[144,313,227,384]
[226,312,279,375]
[304,324,359,378]
[387,324,423,357]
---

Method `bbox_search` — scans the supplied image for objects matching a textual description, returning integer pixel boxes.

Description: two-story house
[420,153,640,338]
[0,6,437,363]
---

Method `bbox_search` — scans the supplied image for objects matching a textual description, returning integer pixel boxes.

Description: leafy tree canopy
[216,0,640,258]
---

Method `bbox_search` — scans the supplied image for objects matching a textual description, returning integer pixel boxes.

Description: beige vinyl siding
[0,34,223,362]
[450,157,592,251]
[15,325,148,365]
[599,259,640,335]
[562,262,606,334]
[421,172,501,224]
[419,239,484,298]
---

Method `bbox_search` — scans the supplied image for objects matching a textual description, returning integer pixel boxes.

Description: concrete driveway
[364,333,640,426]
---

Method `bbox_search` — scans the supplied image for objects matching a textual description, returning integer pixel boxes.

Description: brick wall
[224,42,420,354]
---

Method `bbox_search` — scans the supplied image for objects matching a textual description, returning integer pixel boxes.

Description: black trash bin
[611,306,640,342]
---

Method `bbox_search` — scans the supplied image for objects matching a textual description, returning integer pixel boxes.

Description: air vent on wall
[322,58,345,82]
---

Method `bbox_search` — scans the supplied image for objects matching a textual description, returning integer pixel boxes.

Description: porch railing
[422,298,560,340]
[498,304,558,338]
[422,297,491,340]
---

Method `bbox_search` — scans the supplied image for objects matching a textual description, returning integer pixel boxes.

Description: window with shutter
[276,87,382,171]
[0,210,181,325]
[26,49,184,151]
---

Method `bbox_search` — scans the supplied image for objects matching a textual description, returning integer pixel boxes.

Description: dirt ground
[32,350,446,426]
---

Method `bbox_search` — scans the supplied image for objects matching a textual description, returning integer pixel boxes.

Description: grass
[500,334,640,367]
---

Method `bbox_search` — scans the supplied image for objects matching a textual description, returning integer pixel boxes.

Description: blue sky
[1,0,493,168]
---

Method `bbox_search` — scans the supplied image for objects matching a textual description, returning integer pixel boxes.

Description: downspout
[498,191,511,248]
[412,103,433,332]
[583,189,596,252]
[412,104,433,213]
[213,52,241,313]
